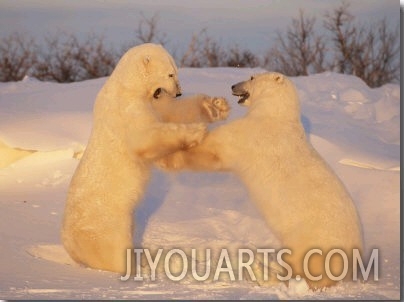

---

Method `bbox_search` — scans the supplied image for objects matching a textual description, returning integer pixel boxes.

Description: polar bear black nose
[176,93,182,97]
[231,84,235,90]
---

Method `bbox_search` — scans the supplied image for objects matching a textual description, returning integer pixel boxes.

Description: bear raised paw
[201,96,230,122]
[152,88,230,124]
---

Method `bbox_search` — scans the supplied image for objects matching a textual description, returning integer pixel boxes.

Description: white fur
[158,72,363,289]
[152,90,230,124]
[61,43,229,273]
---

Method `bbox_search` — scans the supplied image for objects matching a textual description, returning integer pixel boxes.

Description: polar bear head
[231,72,300,119]
[109,43,181,100]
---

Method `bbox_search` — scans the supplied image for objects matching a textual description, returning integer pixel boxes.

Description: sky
[0,0,400,56]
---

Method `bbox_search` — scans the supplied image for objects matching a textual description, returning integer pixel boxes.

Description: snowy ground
[0,68,400,299]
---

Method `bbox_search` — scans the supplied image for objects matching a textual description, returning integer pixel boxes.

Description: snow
[0,68,400,299]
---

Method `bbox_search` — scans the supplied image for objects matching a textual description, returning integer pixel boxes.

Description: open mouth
[153,88,181,99]
[232,91,250,104]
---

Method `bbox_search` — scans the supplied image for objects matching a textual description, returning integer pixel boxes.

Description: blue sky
[0,0,399,55]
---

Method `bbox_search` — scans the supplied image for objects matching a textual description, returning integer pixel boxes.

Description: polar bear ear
[274,74,284,83]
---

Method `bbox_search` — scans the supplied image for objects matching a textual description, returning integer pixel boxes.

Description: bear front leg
[133,122,207,160]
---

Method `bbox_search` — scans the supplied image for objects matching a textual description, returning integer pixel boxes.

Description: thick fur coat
[61,43,229,273]
[158,72,363,289]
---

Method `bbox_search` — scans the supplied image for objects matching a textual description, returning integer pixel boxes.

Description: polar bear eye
[168,74,174,78]
[250,76,255,80]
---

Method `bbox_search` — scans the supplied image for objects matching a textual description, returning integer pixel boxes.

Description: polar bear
[158,72,363,290]
[61,43,229,274]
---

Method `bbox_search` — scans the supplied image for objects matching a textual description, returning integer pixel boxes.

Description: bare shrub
[265,2,399,87]
[324,2,399,87]
[226,45,260,68]
[135,12,168,45]
[75,34,117,80]
[180,29,226,67]
[118,12,169,59]
[0,33,37,81]
[324,2,357,75]
[362,19,400,87]
[0,2,399,87]
[33,32,81,82]
[264,9,326,76]
[33,32,117,83]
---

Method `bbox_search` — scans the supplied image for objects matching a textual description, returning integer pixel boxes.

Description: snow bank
[0,69,400,299]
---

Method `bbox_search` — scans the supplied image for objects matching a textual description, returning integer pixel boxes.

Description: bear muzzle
[231,82,250,104]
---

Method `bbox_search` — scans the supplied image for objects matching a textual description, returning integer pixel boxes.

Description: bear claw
[203,97,230,121]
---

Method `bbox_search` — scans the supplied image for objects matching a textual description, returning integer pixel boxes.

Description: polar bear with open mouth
[158,72,363,290]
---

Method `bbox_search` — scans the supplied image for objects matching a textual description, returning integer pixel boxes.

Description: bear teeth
[237,93,249,104]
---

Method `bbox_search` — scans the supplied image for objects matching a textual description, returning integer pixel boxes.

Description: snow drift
[0,68,400,299]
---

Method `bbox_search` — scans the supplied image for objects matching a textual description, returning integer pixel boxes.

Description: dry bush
[0,33,37,81]
[33,33,82,82]
[180,29,259,68]
[135,12,168,46]
[264,9,326,76]
[0,2,399,87]
[180,29,226,67]
[226,45,260,68]
[75,34,117,80]
[33,32,117,83]
[267,2,399,87]
[324,2,399,87]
